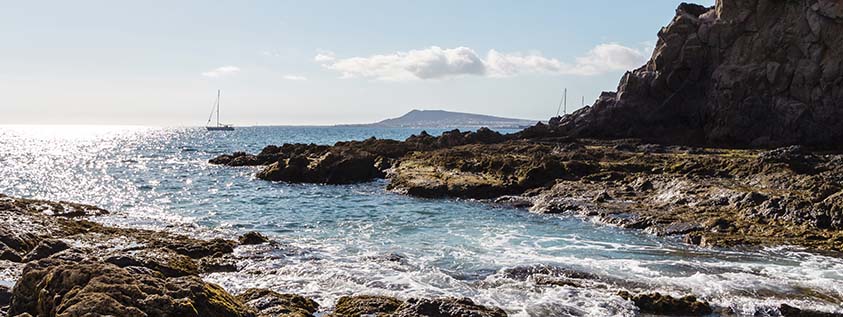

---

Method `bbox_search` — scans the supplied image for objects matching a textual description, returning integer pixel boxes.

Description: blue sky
[0,0,714,126]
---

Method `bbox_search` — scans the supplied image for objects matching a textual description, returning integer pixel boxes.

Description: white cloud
[202,66,240,78]
[316,44,648,80]
[283,75,307,81]
[563,43,649,76]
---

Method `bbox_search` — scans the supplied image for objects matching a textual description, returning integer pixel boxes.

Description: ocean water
[0,125,841,316]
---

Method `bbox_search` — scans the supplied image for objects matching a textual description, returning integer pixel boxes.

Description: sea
[0,125,841,316]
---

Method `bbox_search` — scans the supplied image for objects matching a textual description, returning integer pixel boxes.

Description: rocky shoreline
[2,194,839,316]
[210,130,843,255]
[0,194,514,317]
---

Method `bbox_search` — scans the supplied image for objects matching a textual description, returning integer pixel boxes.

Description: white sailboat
[206,89,234,131]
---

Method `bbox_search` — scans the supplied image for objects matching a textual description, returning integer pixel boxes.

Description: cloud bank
[316,44,648,81]
[202,66,240,78]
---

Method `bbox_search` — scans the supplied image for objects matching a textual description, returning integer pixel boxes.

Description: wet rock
[10,258,255,317]
[501,265,597,281]
[239,231,270,245]
[779,303,843,317]
[105,248,199,277]
[330,295,402,317]
[618,291,712,316]
[237,288,318,317]
[199,257,239,273]
[163,237,236,259]
[21,239,69,262]
[393,297,507,317]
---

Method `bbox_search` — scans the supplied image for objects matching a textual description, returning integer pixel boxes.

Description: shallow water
[0,125,841,316]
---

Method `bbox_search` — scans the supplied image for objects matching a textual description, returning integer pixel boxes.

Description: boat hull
[206,126,234,131]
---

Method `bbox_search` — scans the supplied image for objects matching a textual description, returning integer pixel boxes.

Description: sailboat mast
[563,88,567,115]
[216,89,221,126]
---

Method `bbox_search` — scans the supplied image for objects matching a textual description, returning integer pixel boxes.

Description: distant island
[341,109,538,129]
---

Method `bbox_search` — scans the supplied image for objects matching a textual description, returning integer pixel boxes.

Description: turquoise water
[1,125,841,316]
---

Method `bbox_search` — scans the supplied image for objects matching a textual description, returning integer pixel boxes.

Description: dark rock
[555,0,843,149]
[618,291,712,316]
[239,231,270,245]
[779,303,843,317]
[0,284,10,308]
[237,288,318,317]
[329,295,402,317]
[392,297,507,317]
[10,258,255,317]
[164,237,236,259]
[21,239,69,262]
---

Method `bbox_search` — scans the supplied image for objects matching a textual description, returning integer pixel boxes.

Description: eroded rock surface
[389,140,843,252]
[553,0,843,149]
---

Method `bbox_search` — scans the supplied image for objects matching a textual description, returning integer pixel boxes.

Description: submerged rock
[393,297,507,317]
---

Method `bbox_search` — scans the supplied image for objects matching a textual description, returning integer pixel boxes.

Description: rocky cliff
[555,0,843,148]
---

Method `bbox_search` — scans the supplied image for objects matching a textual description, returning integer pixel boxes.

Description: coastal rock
[212,128,510,185]
[21,239,69,262]
[618,291,712,316]
[9,258,255,317]
[0,284,10,309]
[553,0,843,149]
[236,288,318,317]
[330,295,403,317]
[779,304,843,317]
[392,297,507,317]
[239,231,270,245]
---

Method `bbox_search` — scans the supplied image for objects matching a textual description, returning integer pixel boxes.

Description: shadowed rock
[551,0,843,149]
[329,295,403,317]
[618,291,712,316]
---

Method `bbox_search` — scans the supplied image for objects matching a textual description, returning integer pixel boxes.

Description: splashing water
[0,125,841,316]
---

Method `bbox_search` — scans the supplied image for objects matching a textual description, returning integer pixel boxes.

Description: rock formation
[555,0,843,149]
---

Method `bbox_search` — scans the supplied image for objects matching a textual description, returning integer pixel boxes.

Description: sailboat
[206,89,234,131]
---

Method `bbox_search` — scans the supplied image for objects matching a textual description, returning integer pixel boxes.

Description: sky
[0,0,715,126]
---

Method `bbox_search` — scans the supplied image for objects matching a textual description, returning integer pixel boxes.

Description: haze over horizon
[1,0,714,126]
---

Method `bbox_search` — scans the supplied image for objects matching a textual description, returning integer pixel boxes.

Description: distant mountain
[347,110,538,129]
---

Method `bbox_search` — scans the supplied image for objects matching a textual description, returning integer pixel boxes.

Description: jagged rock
[329,295,402,317]
[21,239,69,262]
[239,232,270,245]
[392,297,507,317]
[9,258,255,317]
[555,0,843,149]
[618,291,712,316]
[237,288,318,317]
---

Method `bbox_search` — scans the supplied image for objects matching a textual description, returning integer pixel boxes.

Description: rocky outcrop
[9,258,255,317]
[553,0,843,149]
[236,288,319,317]
[618,291,712,316]
[388,139,843,253]
[0,194,510,317]
[210,128,507,184]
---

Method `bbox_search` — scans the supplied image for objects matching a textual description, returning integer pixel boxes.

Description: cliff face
[557,0,843,148]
